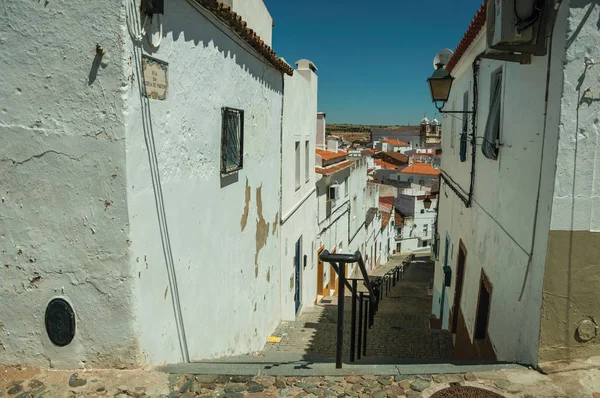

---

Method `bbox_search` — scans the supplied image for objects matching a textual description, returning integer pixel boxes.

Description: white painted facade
[395,189,437,254]
[0,0,293,368]
[280,60,318,321]
[316,157,369,290]
[431,0,594,365]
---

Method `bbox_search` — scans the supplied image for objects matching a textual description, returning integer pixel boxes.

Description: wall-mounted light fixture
[423,196,432,210]
[427,63,474,115]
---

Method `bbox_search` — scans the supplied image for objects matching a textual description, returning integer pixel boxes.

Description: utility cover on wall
[45,298,76,346]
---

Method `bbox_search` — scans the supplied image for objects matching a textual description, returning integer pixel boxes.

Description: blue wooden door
[294,239,302,314]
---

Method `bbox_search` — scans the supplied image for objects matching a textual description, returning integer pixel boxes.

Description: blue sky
[263,0,483,125]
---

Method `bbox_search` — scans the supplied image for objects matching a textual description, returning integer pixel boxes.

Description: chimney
[296,59,317,82]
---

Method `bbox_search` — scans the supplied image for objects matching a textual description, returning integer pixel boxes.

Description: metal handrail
[320,250,376,303]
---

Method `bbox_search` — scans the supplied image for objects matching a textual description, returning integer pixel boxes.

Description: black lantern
[427,63,454,109]
[427,63,474,115]
[423,196,432,210]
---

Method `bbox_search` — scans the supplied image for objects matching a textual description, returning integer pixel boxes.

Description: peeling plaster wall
[434,12,566,364]
[540,0,600,362]
[0,0,138,367]
[280,65,318,320]
[124,0,282,364]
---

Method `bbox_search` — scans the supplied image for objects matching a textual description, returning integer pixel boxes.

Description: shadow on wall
[123,0,285,363]
[137,0,283,95]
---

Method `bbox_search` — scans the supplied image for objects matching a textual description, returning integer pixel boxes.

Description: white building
[314,116,370,300]
[0,0,299,368]
[432,0,600,365]
[280,59,319,320]
[394,186,437,254]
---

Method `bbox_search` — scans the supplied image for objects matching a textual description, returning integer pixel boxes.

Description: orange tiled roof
[374,159,397,170]
[378,151,409,164]
[400,163,441,176]
[193,0,294,76]
[383,139,409,147]
[379,196,395,211]
[315,159,356,176]
[446,2,486,73]
[381,212,391,229]
[394,210,404,227]
[316,148,348,161]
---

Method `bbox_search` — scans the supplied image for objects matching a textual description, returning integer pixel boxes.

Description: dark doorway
[475,272,492,340]
[451,241,467,334]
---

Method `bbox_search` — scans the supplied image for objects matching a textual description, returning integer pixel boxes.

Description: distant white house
[394,187,437,254]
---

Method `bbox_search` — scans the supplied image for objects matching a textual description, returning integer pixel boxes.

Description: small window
[420,209,425,214]
[460,91,468,162]
[419,179,425,186]
[295,141,300,190]
[305,140,310,183]
[221,107,244,175]
[482,68,503,160]
[352,195,357,220]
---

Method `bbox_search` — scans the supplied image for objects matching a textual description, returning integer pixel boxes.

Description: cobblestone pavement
[3,364,600,397]
[265,255,452,360]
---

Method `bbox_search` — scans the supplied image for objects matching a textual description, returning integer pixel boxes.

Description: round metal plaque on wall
[430,385,504,398]
[45,298,76,346]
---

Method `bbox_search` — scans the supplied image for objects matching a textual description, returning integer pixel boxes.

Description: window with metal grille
[220,107,244,175]
[482,68,503,160]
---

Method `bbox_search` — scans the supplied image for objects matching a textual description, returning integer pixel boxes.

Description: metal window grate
[221,107,244,175]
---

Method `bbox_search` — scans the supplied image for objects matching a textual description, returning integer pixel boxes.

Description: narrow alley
[265,255,453,362]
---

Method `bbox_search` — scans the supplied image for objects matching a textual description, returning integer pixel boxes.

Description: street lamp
[427,63,473,115]
[423,196,432,210]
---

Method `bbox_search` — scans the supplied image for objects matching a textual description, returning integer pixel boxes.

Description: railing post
[350,279,357,363]
[363,297,369,356]
[357,291,363,360]
[336,262,346,369]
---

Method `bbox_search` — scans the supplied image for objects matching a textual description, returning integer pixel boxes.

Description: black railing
[319,251,414,368]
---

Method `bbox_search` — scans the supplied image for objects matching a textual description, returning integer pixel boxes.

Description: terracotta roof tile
[193,0,293,76]
[400,163,441,176]
[446,2,487,73]
[376,151,409,164]
[381,212,391,228]
[316,148,348,161]
[394,210,404,227]
[315,159,356,176]
[383,139,409,147]
[379,196,395,210]
[374,159,397,170]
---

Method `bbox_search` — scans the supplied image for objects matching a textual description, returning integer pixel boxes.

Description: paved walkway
[4,359,600,397]
[264,255,453,361]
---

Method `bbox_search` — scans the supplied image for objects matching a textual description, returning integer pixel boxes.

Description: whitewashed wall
[280,62,318,320]
[124,0,283,364]
[433,6,568,363]
[0,0,139,368]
